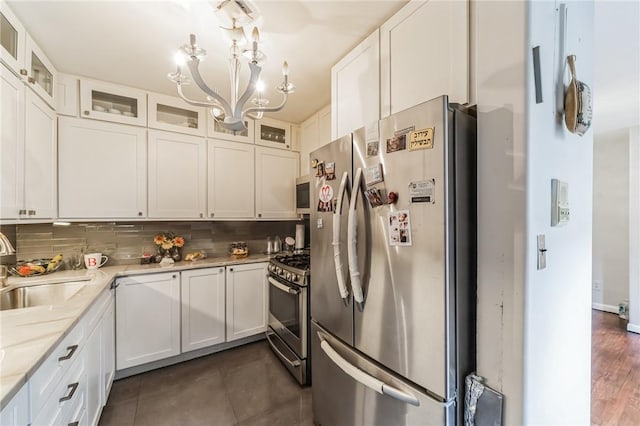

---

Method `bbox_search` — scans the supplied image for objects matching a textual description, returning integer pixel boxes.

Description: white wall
[592,129,630,312]
[524,1,593,423]
[475,0,594,423]
[629,126,640,333]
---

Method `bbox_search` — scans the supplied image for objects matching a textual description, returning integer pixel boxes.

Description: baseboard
[627,323,640,334]
[592,303,619,314]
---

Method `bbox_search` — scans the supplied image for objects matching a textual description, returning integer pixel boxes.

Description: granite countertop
[0,253,270,409]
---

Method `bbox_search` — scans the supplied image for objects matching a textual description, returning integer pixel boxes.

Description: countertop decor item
[10,254,64,277]
[167,0,295,132]
[229,241,248,258]
[153,233,185,263]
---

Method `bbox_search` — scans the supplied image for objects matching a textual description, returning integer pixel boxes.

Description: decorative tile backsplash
[14,220,304,267]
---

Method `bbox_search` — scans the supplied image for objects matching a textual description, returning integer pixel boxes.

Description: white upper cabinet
[56,73,78,117]
[0,65,56,221]
[147,92,206,137]
[80,79,147,126]
[23,88,57,219]
[380,0,469,117]
[24,33,56,109]
[58,117,147,219]
[207,138,255,219]
[208,115,255,144]
[0,65,24,219]
[331,29,380,140]
[148,130,207,219]
[0,1,26,77]
[256,117,292,150]
[255,146,299,219]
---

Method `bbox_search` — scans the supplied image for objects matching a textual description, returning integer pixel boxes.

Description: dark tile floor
[99,340,313,426]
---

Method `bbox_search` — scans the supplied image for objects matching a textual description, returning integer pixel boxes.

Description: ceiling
[8,0,408,124]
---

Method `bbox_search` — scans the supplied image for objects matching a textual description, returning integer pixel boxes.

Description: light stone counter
[0,254,270,408]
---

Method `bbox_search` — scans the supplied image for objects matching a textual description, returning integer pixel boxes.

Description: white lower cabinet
[181,267,226,352]
[115,273,181,370]
[0,385,28,426]
[226,263,268,341]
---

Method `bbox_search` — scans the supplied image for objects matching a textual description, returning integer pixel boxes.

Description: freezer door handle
[332,171,350,300]
[319,334,420,407]
[347,168,365,304]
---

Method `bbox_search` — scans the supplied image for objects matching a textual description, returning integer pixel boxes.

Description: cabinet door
[0,2,26,77]
[331,29,379,139]
[255,117,292,150]
[102,296,115,399]
[23,88,56,219]
[80,79,147,126]
[147,92,206,137]
[58,117,147,218]
[24,33,56,109]
[207,115,255,144]
[255,146,299,219]
[116,273,181,370]
[0,384,28,426]
[380,0,468,117]
[148,130,207,219]
[207,139,255,219]
[300,115,318,177]
[56,73,78,117]
[0,65,24,219]
[226,263,268,341]
[86,321,102,426]
[181,268,226,352]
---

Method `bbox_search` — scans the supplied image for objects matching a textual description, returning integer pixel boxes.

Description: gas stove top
[268,251,310,286]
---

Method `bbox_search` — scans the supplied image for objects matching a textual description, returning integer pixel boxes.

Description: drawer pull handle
[58,345,79,362]
[69,422,79,426]
[59,382,79,402]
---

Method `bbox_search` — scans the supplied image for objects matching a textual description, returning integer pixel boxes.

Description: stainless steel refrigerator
[310,96,476,426]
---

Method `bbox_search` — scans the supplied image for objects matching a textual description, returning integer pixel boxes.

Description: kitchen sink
[0,281,89,311]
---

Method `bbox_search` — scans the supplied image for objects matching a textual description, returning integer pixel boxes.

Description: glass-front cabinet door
[256,117,292,150]
[207,115,255,144]
[80,79,147,126]
[148,92,206,137]
[0,2,26,76]
[24,33,56,109]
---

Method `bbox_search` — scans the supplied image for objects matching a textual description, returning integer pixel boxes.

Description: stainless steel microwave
[296,175,311,215]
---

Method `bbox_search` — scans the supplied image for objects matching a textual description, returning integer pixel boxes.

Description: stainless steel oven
[266,252,310,385]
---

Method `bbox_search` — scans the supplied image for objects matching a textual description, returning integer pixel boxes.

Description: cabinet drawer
[32,351,86,426]
[30,319,85,416]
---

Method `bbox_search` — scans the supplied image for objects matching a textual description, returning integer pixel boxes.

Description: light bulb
[255,80,265,93]
[282,61,289,76]
[251,27,260,43]
[174,51,186,67]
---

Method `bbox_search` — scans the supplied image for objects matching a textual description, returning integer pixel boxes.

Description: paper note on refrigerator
[388,210,412,246]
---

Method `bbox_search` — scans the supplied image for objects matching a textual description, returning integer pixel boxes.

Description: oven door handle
[266,332,301,367]
[268,276,300,295]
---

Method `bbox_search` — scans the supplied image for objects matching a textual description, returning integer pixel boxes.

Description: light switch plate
[537,234,547,270]
[316,218,324,229]
[551,179,570,226]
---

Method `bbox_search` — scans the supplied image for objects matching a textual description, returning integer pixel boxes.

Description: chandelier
[167,0,294,133]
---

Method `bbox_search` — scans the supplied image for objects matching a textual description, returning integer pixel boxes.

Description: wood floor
[591,310,640,425]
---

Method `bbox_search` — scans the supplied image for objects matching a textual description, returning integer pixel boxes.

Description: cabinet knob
[229,268,234,272]
[286,145,290,149]
[18,209,26,215]
[200,213,203,218]
[83,110,90,115]
[172,275,177,279]
[28,77,35,84]
[28,210,36,216]
[19,69,28,76]
[210,212,215,218]
[258,213,262,218]
[219,268,223,273]
[138,212,143,216]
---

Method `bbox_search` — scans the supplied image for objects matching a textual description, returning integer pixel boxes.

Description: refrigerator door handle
[347,167,365,304]
[332,171,350,299]
[319,334,420,407]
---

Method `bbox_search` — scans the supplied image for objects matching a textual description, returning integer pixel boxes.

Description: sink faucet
[0,232,16,256]
[0,232,16,287]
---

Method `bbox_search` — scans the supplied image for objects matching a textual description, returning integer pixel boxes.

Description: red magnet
[388,191,398,204]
